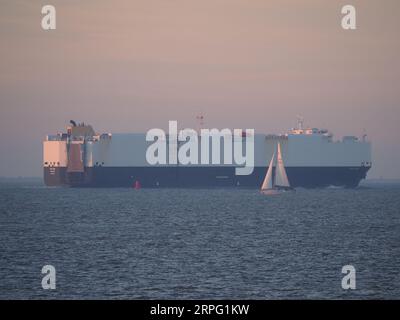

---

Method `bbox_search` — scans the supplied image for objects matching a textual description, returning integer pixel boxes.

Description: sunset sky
[0,0,399,178]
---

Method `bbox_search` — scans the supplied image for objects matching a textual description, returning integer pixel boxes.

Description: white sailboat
[260,142,294,195]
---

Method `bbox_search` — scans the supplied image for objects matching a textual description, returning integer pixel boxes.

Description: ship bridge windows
[100,133,112,140]
[343,136,358,142]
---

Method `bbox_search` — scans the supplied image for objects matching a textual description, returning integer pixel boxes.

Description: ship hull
[44,166,370,188]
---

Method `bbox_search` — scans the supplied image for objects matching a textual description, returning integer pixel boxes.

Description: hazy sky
[0,0,399,178]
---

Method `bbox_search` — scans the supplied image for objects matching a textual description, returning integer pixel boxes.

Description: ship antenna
[362,128,367,142]
[196,113,204,133]
[296,115,304,130]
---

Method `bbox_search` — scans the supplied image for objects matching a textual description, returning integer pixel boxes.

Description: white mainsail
[275,142,290,187]
[261,151,275,190]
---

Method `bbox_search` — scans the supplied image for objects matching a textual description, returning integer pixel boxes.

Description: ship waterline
[44,166,370,188]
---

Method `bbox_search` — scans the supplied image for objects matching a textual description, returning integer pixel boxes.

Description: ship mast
[297,115,304,130]
[196,114,204,133]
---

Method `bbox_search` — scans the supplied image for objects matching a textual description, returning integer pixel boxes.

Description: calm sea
[0,179,399,299]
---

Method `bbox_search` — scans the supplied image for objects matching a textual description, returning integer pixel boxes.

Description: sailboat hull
[261,186,296,195]
[260,189,282,195]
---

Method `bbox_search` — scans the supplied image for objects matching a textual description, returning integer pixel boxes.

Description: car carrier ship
[43,120,371,188]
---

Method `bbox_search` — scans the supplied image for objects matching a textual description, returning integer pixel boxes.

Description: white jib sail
[275,142,290,187]
[261,152,275,190]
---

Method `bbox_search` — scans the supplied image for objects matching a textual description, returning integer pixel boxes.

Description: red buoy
[134,180,141,189]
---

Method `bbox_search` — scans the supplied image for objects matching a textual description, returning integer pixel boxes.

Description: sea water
[0,179,399,299]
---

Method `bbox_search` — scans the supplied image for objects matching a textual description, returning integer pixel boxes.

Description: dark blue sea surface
[0,179,399,299]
